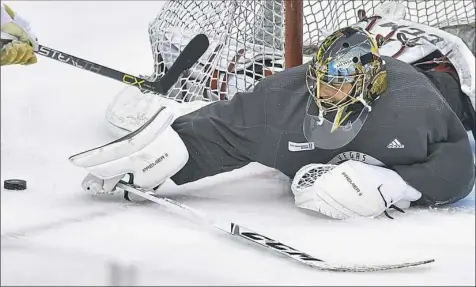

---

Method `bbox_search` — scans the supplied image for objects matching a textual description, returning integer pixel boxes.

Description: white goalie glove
[69,106,189,198]
[291,160,422,220]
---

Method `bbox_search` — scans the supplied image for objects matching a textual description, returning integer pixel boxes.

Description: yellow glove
[1,40,36,65]
[1,3,38,66]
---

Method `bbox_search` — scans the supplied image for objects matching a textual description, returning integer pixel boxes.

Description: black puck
[4,179,27,190]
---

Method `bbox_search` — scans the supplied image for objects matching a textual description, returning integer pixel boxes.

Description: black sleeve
[392,103,475,206]
[170,82,268,185]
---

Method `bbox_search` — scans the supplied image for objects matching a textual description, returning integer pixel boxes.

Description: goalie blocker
[70,26,475,220]
[69,106,189,196]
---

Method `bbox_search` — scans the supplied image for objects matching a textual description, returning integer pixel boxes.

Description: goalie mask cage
[148,0,475,102]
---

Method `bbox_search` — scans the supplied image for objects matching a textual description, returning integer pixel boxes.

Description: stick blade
[154,33,210,95]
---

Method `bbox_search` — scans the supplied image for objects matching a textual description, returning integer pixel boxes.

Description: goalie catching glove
[69,106,189,198]
[291,160,422,219]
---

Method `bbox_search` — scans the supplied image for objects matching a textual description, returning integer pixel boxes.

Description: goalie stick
[1,34,210,95]
[116,181,435,272]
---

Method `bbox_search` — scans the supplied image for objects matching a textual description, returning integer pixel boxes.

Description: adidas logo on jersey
[387,138,404,149]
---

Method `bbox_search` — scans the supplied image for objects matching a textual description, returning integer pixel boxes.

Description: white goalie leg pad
[105,85,211,137]
[291,160,422,220]
[70,106,189,194]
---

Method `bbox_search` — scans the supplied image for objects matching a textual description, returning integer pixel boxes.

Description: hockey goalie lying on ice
[73,10,474,220]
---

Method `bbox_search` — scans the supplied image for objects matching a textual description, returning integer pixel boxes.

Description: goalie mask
[304,26,387,149]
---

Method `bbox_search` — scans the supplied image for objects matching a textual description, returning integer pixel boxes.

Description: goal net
[145,0,474,104]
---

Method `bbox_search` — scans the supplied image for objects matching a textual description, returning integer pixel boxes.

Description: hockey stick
[1,34,209,95]
[116,181,435,272]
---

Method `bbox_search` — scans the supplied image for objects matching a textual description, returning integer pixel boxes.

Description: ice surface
[1,1,475,286]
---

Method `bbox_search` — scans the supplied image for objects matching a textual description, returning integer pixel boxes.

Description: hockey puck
[3,179,27,190]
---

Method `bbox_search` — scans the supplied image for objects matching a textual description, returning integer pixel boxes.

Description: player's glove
[291,160,422,220]
[1,3,38,66]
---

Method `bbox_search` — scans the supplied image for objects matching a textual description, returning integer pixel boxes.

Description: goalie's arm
[392,103,475,206]
[170,82,269,185]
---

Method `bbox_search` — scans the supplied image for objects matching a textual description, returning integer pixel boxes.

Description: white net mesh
[147,0,475,103]
[148,1,285,103]
[302,1,476,54]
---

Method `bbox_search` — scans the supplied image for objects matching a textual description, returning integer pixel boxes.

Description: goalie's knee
[70,106,189,191]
